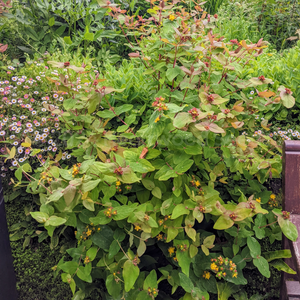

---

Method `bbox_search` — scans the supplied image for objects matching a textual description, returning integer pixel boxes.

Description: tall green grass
[204,0,227,14]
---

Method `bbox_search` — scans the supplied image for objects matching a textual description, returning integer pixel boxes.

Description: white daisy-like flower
[18,148,23,154]
[32,111,37,115]
[52,142,56,147]
[0,130,5,136]
[10,135,15,139]
[288,129,293,133]
[250,91,254,95]
[12,160,18,166]
[19,158,25,163]
[52,147,57,152]
[67,154,71,159]
[13,141,18,146]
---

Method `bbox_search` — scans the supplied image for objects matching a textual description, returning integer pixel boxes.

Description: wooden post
[0,178,18,300]
[283,141,300,214]
[281,141,300,299]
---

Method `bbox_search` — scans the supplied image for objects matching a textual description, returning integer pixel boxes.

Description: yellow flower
[256,197,261,203]
[86,229,92,237]
[135,225,141,231]
[116,181,121,186]
[168,247,175,255]
[84,256,90,264]
[169,14,175,21]
[157,234,163,241]
[203,271,211,280]
[210,262,219,272]
[155,117,160,123]
[173,257,178,262]
[270,194,276,200]
[195,180,201,187]
[232,272,238,278]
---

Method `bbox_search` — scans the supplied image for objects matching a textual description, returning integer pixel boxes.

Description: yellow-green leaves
[123,260,140,292]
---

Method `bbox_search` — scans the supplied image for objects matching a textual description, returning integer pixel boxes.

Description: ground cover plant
[0,0,300,300]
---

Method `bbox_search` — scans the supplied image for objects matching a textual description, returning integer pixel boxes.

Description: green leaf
[142,179,155,190]
[174,159,194,173]
[63,185,77,206]
[77,264,92,283]
[81,179,101,193]
[247,237,261,258]
[91,226,114,250]
[278,216,298,242]
[86,246,98,261]
[30,212,49,223]
[46,215,66,226]
[281,93,295,108]
[123,260,140,292]
[83,199,95,211]
[106,274,121,298]
[214,215,234,230]
[108,240,120,259]
[64,36,72,45]
[253,257,270,278]
[269,259,296,274]
[83,31,94,41]
[152,186,162,199]
[167,227,179,242]
[263,250,292,262]
[179,273,194,293]
[48,17,55,27]
[59,261,78,275]
[171,204,189,219]
[113,206,135,221]
[15,167,22,181]
[115,104,133,115]
[144,270,157,290]
[166,65,183,82]
[173,112,193,129]
[189,244,198,258]
[185,226,196,242]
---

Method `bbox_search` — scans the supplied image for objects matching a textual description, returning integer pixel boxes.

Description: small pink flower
[24,94,29,99]
[7,71,11,74]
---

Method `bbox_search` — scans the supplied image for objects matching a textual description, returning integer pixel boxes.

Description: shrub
[1,1,298,299]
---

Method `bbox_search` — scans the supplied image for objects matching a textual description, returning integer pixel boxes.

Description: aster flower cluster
[0,62,75,178]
